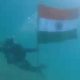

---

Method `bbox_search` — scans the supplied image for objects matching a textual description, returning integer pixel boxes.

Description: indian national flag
[38,4,79,43]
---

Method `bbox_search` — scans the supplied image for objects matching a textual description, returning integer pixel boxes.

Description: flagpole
[36,2,47,80]
[36,3,39,68]
[37,4,39,68]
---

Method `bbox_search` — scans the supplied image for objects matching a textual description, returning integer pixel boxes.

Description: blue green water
[0,0,80,80]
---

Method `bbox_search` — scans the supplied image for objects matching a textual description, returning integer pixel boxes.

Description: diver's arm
[0,45,3,52]
[25,48,38,52]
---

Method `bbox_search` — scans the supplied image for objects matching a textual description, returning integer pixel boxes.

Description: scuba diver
[0,38,45,74]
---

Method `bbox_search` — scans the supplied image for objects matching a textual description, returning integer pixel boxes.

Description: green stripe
[38,29,77,43]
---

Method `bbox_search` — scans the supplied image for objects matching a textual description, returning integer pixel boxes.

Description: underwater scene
[0,0,80,80]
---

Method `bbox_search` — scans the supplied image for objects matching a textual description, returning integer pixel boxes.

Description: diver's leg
[15,60,44,73]
[16,60,37,72]
[5,52,16,64]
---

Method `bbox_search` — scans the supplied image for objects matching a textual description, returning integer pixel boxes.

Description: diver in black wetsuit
[0,38,45,74]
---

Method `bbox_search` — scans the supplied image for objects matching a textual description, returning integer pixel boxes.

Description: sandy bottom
[0,53,44,80]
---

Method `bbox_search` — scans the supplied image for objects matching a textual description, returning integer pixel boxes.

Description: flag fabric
[38,4,79,43]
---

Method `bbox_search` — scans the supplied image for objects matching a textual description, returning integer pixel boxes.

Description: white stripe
[39,18,78,32]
